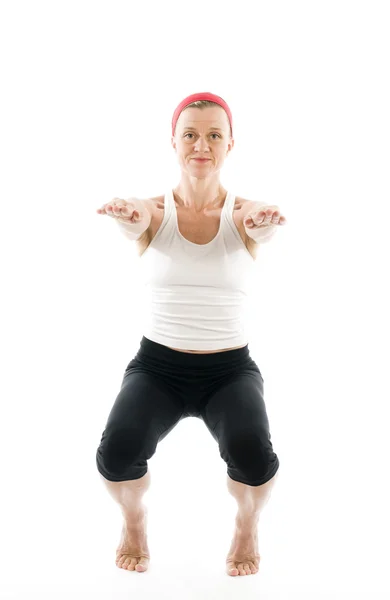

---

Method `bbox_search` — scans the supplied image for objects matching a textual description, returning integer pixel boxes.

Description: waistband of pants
[137,336,251,368]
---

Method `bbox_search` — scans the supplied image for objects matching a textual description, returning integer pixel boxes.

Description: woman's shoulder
[142,194,165,214]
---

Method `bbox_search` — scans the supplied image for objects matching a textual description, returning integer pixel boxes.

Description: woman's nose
[194,138,210,149]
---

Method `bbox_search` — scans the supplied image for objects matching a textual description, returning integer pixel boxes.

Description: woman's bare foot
[115,506,150,572]
[226,513,261,576]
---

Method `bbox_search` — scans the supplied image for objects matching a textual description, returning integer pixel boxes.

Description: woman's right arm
[97,197,152,241]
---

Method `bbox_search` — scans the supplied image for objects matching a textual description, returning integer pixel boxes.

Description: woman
[96,92,287,577]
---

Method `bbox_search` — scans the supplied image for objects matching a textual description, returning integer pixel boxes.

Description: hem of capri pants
[227,456,280,487]
[96,453,148,482]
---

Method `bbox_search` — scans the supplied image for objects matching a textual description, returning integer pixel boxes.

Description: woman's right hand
[96,197,145,224]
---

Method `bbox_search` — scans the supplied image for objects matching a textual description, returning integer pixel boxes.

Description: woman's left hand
[244,206,287,229]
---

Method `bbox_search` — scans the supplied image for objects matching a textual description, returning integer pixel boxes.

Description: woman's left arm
[243,202,287,243]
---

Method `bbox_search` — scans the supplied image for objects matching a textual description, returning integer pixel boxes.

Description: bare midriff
[166,343,247,354]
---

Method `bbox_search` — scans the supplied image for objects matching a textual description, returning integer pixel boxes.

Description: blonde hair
[176,100,232,138]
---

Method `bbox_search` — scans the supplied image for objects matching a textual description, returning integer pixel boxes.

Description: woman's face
[171,106,234,177]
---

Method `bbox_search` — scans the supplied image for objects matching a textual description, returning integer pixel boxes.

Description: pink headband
[171,92,233,137]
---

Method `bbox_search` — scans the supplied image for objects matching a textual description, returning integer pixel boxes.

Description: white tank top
[138,188,256,351]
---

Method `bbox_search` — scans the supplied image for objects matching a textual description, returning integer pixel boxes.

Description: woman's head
[171,97,234,180]
[172,93,233,138]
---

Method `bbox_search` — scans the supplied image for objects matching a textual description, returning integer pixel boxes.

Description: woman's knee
[96,425,151,481]
[223,429,278,480]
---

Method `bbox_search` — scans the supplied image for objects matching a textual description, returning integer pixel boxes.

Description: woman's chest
[136,195,258,259]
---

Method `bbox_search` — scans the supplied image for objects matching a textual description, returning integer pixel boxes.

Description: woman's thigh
[200,371,279,485]
[201,371,270,435]
[96,370,183,482]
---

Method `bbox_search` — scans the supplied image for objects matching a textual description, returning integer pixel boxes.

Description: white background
[1,1,389,599]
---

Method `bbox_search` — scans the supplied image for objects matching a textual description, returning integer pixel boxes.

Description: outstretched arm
[243,201,287,243]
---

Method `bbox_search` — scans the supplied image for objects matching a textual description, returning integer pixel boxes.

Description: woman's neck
[173,186,227,212]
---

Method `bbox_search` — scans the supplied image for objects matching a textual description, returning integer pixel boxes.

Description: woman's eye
[184,133,220,139]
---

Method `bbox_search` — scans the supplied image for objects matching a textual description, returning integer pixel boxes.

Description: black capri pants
[96,336,280,487]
